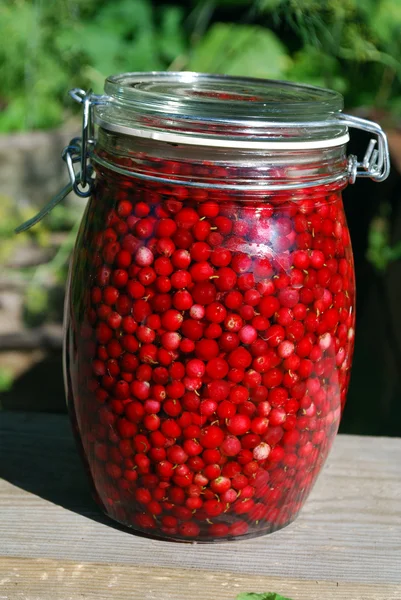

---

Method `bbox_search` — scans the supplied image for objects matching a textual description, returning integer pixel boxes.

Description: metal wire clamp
[15,90,107,233]
[15,91,390,233]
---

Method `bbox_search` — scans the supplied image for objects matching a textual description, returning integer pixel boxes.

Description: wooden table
[1,412,400,600]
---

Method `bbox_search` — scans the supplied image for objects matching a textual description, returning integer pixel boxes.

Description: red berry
[200,426,225,449]
[227,414,251,436]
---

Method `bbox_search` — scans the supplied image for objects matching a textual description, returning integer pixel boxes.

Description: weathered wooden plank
[1,557,400,600]
[1,412,401,588]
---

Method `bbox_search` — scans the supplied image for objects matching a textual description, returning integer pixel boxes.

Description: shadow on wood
[0,352,66,412]
[0,411,206,544]
[0,412,122,530]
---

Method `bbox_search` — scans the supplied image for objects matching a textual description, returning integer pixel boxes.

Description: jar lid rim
[104,72,343,119]
[98,72,348,147]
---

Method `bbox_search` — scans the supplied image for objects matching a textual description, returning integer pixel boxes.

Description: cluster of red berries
[67,156,355,541]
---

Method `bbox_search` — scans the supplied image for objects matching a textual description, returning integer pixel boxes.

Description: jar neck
[93,128,348,193]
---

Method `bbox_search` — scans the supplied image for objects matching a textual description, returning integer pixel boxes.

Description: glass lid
[95,72,349,149]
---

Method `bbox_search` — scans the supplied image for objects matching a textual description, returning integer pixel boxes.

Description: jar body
[64,138,355,542]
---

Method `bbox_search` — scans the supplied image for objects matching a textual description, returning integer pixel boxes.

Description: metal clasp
[15,94,391,234]
[340,114,390,184]
[64,89,108,197]
[16,89,108,233]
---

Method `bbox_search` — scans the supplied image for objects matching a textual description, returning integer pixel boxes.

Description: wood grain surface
[1,412,400,600]
[1,557,401,600]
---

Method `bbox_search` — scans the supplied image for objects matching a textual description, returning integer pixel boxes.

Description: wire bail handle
[64,88,106,197]
[15,89,390,234]
[340,113,391,184]
[70,91,388,186]
[15,89,106,233]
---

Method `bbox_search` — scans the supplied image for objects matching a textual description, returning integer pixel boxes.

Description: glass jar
[48,73,389,542]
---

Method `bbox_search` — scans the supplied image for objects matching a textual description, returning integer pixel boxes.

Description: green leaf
[0,367,14,393]
[159,6,186,63]
[370,0,401,45]
[93,0,154,36]
[25,286,49,315]
[188,23,291,78]
[236,593,293,600]
[257,0,287,11]
[366,210,391,272]
[287,46,347,93]
[212,0,258,4]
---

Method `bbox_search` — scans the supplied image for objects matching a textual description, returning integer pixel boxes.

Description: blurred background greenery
[1,0,401,435]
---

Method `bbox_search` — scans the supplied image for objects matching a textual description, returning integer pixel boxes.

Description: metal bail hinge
[64,88,108,197]
[16,89,107,233]
[340,114,391,184]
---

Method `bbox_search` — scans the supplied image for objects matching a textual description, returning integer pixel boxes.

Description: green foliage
[23,285,50,327]
[286,46,347,93]
[366,204,401,272]
[0,1,78,131]
[1,0,401,133]
[0,195,49,264]
[0,193,82,329]
[187,23,290,78]
[258,0,401,109]
[56,0,186,86]
[0,367,14,393]
[0,0,186,131]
